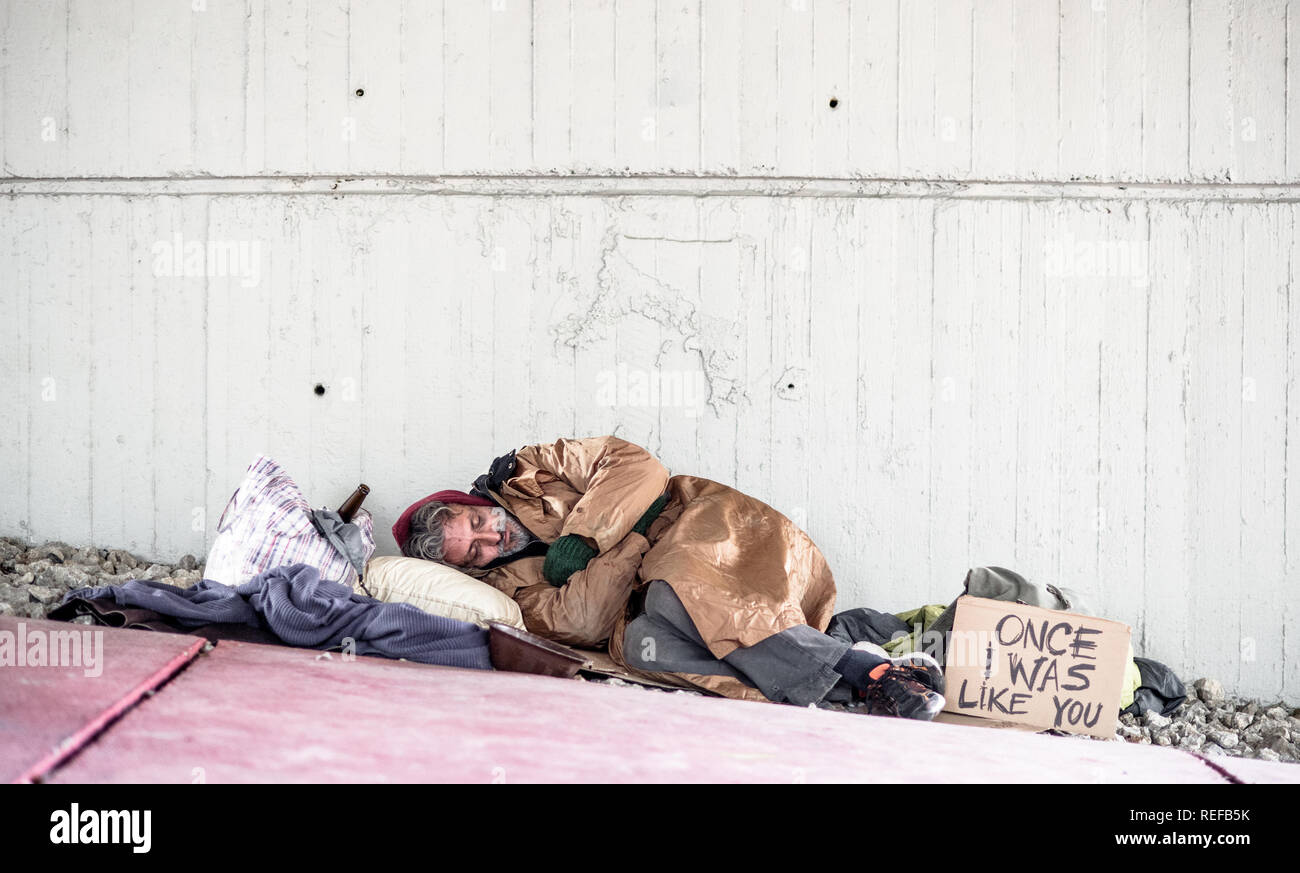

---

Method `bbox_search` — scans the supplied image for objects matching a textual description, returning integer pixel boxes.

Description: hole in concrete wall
[314,383,326,396]
[355,88,365,97]
[828,97,839,109]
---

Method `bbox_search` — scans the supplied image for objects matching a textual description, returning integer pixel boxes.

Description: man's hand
[542,534,598,586]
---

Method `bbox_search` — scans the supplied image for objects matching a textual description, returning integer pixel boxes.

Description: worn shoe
[851,642,946,695]
[862,666,947,721]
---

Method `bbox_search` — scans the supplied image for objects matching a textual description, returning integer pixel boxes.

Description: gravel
[0,535,204,622]
[3,534,1296,763]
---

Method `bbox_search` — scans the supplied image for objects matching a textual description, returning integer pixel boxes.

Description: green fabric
[882,604,948,654]
[632,493,670,537]
[1120,643,1141,711]
[542,534,598,586]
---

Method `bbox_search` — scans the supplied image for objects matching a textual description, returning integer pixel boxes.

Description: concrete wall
[1,0,1295,700]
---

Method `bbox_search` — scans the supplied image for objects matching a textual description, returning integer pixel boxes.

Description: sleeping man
[392,435,946,719]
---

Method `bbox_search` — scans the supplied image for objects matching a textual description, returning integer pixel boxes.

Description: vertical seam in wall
[1187,0,1192,176]
[566,0,572,161]
[64,2,70,163]
[654,1,660,169]
[1237,209,1247,691]
[697,0,702,173]
[1010,0,1016,174]
[1283,204,1293,692]
[1012,208,1022,564]
[1095,293,1103,615]
[613,1,619,160]
[85,206,94,547]
[150,201,159,559]
[529,0,535,168]
[1180,211,1192,677]
[203,196,211,559]
[1229,0,1236,177]
[346,0,353,171]
[235,0,244,173]
[441,1,446,171]
[928,200,937,590]
[966,204,975,563]
[968,1,975,175]
[1140,207,1152,655]
[894,0,900,173]
[1056,0,1062,177]
[1140,0,1147,177]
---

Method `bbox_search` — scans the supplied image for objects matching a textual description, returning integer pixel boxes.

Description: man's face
[439,505,528,569]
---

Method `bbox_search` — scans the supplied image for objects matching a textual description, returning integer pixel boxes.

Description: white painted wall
[1,0,1295,700]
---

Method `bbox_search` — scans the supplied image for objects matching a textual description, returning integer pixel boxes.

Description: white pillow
[359,556,525,629]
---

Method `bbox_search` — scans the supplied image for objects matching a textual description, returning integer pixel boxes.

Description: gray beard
[497,512,535,558]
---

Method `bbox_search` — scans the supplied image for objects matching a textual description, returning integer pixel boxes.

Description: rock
[1260,722,1291,743]
[23,603,45,619]
[71,547,99,565]
[1118,724,1144,741]
[1264,706,1289,720]
[1208,730,1239,750]
[49,565,91,589]
[1223,711,1253,731]
[0,586,29,608]
[1257,748,1281,762]
[109,550,138,570]
[26,585,62,605]
[0,541,20,571]
[1153,732,1173,747]
[179,554,197,571]
[1143,711,1171,729]
[0,602,13,616]
[141,563,169,581]
[16,572,33,586]
[1241,700,1259,716]
[1177,733,1205,752]
[43,546,65,564]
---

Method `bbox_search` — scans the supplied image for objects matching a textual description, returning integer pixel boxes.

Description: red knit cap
[392,489,495,551]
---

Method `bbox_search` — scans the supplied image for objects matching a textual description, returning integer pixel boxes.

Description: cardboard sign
[941,595,1131,738]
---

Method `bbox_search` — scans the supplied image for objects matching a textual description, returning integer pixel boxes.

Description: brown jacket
[464,436,838,701]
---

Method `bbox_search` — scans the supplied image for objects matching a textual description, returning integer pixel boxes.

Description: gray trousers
[622,580,851,706]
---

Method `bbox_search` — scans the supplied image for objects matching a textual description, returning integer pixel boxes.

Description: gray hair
[402,501,457,562]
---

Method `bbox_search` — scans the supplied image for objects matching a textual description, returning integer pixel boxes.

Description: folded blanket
[61,562,492,670]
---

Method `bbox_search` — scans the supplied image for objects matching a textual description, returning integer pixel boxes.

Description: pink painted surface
[0,616,205,783]
[48,638,1256,783]
[1202,754,1300,784]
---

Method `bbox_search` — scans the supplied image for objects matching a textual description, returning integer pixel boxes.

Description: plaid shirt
[204,455,375,588]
